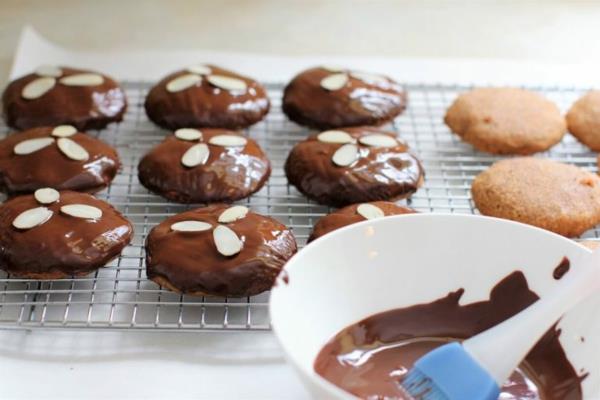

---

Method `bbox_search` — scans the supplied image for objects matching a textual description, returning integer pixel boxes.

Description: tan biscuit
[445,88,566,155]
[472,157,600,237]
[567,91,600,151]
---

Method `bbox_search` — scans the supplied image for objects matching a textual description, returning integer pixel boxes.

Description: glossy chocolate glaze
[315,271,584,400]
[138,129,271,203]
[144,65,270,129]
[2,67,127,131]
[0,191,133,278]
[308,201,415,242]
[285,127,424,207]
[146,204,297,297]
[282,67,407,129]
[0,127,120,195]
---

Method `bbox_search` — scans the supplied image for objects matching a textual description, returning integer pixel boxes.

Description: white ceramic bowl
[270,213,600,399]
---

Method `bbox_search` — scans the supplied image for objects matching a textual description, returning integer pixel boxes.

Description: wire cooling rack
[0,82,597,332]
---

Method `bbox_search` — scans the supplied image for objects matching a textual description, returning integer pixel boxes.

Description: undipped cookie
[145,204,297,297]
[472,157,600,237]
[308,201,415,242]
[2,66,127,131]
[282,66,407,129]
[567,91,600,151]
[445,88,565,155]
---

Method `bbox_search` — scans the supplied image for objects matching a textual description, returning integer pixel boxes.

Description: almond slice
[174,128,203,141]
[320,73,349,91]
[321,65,345,73]
[351,72,388,84]
[52,125,77,137]
[57,138,89,161]
[35,65,62,78]
[358,134,398,148]
[181,143,210,168]
[34,188,60,204]
[171,220,212,232]
[59,73,104,86]
[218,206,249,223]
[213,225,243,256]
[60,204,102,219]
[208,135,247,147]
[12,207,53,229]
[22,77,56,99]
[317,130,355,144]
[186,65,212,75]
[332,144,359,167]
[166,74,202,92]
[14,137,55,155]
[206,75,247,92]
[357,203,385,220]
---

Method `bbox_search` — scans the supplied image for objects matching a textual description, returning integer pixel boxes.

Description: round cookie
[472,157,600,237]
[0,126,120,195]
[308,201,415,242]
[445,87,566,155]
[144,64,270,130]
[282,66,407,129]
[145,204,297,297]
[2,66,127,131]
[285,127,423,207]
[566,91,600,151]
[0,190,133,279]
[138,128,270,203]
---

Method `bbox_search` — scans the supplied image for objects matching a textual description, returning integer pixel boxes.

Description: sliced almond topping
[52,125,77,137]
[320,73,349,91]
[181,143,210,168]
[35,65,62,78]
[206,75,247,92]
[12,207,53,229]
[186,65,212,75]
[14,137,55,155]
[321,65,345,73]
[218,206,249,223]
[22,77,56,99]
[57,138,89,161]
[59,73,104,86]
[213,225,243,257]
[357,203,385,220]
[332,144,359,167]
[174,128,203,141]
[60,204,102,219]
[166,74,202,92]
[358,134,398,148]
[351,72,388,84]
[208,135,247,147]
[317,130,355,144]
[171,220,212,232]
[34,188,60,204]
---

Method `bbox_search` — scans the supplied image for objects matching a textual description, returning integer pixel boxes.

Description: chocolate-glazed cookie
[0,126,120,195]
[309,201,415,242]
[282,66,407,129]
[2,66,127,131]
[0,190,133,279]
[145,204,297,297]
[144,64,270,129]
[138,128,270,203]
[285,127,423,207]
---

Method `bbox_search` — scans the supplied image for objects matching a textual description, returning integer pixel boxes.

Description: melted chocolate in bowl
[314,271,585,400]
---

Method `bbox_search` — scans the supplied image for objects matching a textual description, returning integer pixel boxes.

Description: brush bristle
[400,368,450,400]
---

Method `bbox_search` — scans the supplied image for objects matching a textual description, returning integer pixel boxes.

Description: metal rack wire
[0,82,596,331]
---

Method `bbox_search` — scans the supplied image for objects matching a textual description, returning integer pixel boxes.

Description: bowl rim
[270,212,591,399]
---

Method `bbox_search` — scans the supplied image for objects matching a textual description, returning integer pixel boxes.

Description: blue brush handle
[463,249,600,386]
